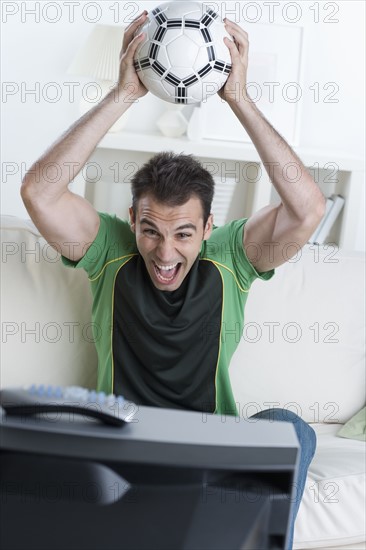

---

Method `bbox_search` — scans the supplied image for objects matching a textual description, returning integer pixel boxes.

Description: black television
[0,403,299,550]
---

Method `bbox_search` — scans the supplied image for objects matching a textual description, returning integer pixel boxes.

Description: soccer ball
[134,1,232,104]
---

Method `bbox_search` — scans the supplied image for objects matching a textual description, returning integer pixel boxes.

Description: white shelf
[99,131,260,162]
[98,131,364,171]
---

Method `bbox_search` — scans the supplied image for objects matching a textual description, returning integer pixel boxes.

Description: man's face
[129,194,213,291]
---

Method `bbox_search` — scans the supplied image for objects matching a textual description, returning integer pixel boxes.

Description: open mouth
[153,261,182,284]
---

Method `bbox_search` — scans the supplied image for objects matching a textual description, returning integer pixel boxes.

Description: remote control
[0,385,136,427]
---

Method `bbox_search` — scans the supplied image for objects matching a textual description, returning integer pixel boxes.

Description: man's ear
[203,213,213,241]
[129,207,136,233]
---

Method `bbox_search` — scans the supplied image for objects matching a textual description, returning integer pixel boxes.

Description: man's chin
[151,276,183,292]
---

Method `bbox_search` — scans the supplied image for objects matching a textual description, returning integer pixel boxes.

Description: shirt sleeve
[204,218,275,290]
[61,212,136,280]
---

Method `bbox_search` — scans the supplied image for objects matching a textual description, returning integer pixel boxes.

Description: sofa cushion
[0,215,97,389]
[294,423,366,549]
[229,245,365,424]
[337,406,366,442]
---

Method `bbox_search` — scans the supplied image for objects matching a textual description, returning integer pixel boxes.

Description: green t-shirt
[63,213,274,416]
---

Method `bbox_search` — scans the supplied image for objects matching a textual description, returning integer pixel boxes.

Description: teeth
[156,263,178,271]
[158,273,175,282]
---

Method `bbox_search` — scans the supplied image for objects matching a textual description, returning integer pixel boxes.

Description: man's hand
[218,18,249,104]
[115,10,149,102]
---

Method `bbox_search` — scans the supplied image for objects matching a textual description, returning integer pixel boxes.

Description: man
[21,10,324,549]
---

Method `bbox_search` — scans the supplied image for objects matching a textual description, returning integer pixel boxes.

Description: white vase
[156,105,188,138]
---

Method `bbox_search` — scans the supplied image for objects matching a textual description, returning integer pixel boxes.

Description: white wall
[1,1,365,248]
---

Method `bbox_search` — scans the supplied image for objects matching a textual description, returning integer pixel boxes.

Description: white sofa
[1,214,365,550]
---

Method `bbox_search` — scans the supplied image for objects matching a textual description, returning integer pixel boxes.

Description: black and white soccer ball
[134,1,232,104]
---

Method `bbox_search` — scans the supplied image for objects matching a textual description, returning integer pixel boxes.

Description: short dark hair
[131,151,215,225]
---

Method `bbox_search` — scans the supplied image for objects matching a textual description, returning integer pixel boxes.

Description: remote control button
[64,386,89,402]
[115,396,125,417]
[116,396,125,412]
[106,394,116,405]
[37,385,45,396]
[28,384,37,394]
[89,391,97,401]
[97,392,106,404]
[54,386,63,398]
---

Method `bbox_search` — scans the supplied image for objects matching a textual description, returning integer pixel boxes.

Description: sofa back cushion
[1,216,97,389]
[229,245,365,423]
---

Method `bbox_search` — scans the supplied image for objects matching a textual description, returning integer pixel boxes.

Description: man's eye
[144,229,158,237]
[177,233,191,239]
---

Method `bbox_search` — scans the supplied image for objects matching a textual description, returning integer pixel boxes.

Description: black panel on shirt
[112,255,223,412]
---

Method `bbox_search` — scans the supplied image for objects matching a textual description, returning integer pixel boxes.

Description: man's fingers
[122,10,148,52]
[124,31,146,61]
[224,18,249,57]
[224,18,248,38]
[125,9,148,32]
[224,24,248,45]
[223,36,241,64]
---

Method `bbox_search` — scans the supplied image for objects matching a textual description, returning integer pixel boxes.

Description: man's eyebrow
[176,223,197,232]
[140,218,158,228]
[140,219,197,232]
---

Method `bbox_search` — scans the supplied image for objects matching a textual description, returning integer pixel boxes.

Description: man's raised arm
[21,11,148,261]
[219,19,326,273]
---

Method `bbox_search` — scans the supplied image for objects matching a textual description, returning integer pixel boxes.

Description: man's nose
[156,238,175,262]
